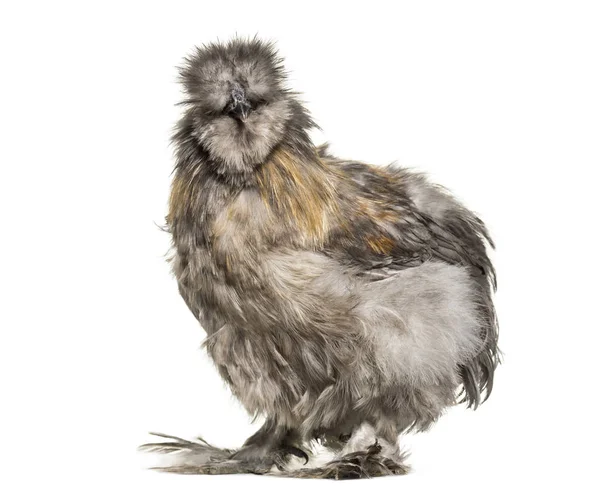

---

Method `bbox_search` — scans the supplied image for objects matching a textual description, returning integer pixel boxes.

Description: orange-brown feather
[256,148,343,245]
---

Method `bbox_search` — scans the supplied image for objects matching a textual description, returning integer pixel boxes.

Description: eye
[251,97,267,108]
[206,107,224,117]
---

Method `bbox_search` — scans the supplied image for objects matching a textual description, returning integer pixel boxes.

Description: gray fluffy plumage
[140,37,500,479]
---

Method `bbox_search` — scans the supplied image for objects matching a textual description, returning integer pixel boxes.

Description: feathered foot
[139,432,307,475]
[283,442,409,480]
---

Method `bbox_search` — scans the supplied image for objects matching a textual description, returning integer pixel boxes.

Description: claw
[283,445,309,465]
[272,444,310,470]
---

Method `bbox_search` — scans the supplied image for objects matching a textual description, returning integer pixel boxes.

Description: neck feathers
[256,147,341,244]
[168,106,343,247]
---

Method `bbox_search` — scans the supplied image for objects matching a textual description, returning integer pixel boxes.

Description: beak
[227,84,252,121]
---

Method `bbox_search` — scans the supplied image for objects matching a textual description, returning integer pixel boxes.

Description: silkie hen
[141,37,499,479]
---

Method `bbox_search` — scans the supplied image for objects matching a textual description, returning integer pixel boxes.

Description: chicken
[141,37,499,479]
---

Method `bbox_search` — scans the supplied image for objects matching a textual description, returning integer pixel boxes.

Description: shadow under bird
[140,37,500,479]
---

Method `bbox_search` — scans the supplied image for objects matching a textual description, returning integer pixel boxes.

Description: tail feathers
[459,351,499,409]
[459,282,501,409]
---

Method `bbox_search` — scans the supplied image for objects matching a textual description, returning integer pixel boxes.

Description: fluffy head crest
[174,37,315,179]
[178,37,288,115]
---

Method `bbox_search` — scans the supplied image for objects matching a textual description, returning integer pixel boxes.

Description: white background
[1,1,599,493]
